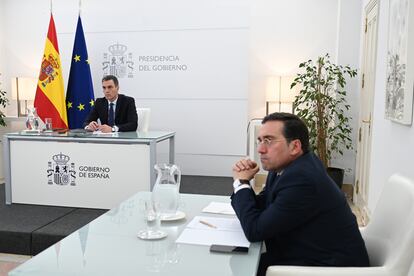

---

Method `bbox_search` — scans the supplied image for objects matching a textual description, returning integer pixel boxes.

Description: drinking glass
[145,241,166,272]
[45,118,53,131]
[165,226,180,264]
[137,200,167,240]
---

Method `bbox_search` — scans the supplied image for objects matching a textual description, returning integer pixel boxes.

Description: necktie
[108,103,114,126]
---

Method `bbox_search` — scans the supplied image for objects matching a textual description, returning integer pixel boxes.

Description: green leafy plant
[0,73,9,126]
[291,54,357,168]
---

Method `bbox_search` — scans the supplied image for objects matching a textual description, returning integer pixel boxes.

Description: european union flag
[66,16,94,129]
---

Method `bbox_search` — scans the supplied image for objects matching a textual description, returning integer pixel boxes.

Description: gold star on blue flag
[66,16,95,129]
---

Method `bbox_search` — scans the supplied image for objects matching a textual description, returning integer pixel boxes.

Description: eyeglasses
[255,137,284,147]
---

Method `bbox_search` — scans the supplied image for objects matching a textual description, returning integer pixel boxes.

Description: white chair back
[137,108,150,132]
[362,174,414,270]
[408,260,414,276]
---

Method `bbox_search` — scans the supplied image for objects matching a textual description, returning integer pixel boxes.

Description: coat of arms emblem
[47,153,76,186]
[39,54,60,88]
[102,43,134,78]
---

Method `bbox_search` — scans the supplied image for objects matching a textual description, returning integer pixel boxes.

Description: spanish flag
[34,14,68,129]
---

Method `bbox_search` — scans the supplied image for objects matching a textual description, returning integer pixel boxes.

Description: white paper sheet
[187,216,242,231]
[202,202,236,215]
[92,130,119,137]
[176,216,250,247]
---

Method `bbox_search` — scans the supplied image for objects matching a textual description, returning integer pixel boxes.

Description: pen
[199,220,217,229]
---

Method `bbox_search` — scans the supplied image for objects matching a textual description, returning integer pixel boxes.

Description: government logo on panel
[102,43,134,78]
[47,153,76,186]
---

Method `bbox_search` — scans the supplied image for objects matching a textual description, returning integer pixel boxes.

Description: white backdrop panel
[140,99,247,156]
[53,0,249,32]
[2,0,249,177]
[58,28,248,100]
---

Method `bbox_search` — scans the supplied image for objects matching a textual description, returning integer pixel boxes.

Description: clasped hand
[232,159,260,181]
[87,121,112,133]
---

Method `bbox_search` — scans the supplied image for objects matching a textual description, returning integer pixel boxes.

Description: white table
[9,192,262,276]
[3,131,175,209]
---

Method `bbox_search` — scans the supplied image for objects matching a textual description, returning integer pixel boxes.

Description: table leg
[169,135,175,164]
[149,140,156,190]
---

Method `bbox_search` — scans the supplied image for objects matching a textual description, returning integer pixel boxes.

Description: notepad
[202,202,236,215]
[176,215,250,247]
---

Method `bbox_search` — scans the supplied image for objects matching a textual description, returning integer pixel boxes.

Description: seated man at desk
[231,112,369,276]
[84,75,138,132]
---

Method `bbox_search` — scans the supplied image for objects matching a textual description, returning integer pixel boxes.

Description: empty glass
[137,200,167,240]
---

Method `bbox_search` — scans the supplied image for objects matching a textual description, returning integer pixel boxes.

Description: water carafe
[152,164,181,217]
[25,107,40,131]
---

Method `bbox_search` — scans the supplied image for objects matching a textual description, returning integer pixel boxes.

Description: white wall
[363,0,414,212]
[249,0,339,118]
[331,0,363,184]
[0,0,6,102]
[248,0,362,184]
[1,0,249,177]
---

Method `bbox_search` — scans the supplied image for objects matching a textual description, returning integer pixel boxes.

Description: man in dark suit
[231,113,369,276]
[84,75,138,132]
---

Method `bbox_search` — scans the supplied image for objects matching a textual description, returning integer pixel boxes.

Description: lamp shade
[265,76,281,102]
[265,75,299,114]
[280,76,298,103]
[11,77,37,100]
[266,76,298,103]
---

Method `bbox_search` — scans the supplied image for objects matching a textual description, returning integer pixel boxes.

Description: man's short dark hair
[262,112,310,153]
[102,75,119,87]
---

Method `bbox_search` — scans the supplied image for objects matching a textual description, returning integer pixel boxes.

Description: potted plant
[291,54,357,188]
[0,73,9,126]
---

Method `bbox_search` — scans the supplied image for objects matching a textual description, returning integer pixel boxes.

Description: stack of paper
[202,202,236,215]
[176,215,250,247]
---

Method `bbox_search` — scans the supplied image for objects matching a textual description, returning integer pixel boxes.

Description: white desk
[3,131,175,209]
[0,117,27,181]
[9,192,262,276]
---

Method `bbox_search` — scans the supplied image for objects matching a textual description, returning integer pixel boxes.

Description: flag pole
[79,0,82,17]
[50,0,52,14]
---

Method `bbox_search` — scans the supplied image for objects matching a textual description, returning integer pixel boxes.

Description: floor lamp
[265,75,297,115]
[11,77,37,117]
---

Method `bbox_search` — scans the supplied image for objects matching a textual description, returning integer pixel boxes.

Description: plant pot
[327,167,344,189]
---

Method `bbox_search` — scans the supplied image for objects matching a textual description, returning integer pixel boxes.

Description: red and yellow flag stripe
[34,14,68,129]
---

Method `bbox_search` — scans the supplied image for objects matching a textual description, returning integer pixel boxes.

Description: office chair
[137,108,150,132]
[266,174,414,276]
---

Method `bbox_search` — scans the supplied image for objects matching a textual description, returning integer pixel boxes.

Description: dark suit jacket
[231,152,369,267]
[84,94,138,132]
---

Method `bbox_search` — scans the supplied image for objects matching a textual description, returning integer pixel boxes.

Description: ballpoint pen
[199,220,217,229]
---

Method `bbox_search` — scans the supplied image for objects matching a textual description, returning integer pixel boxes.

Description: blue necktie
[108,103,114,126]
